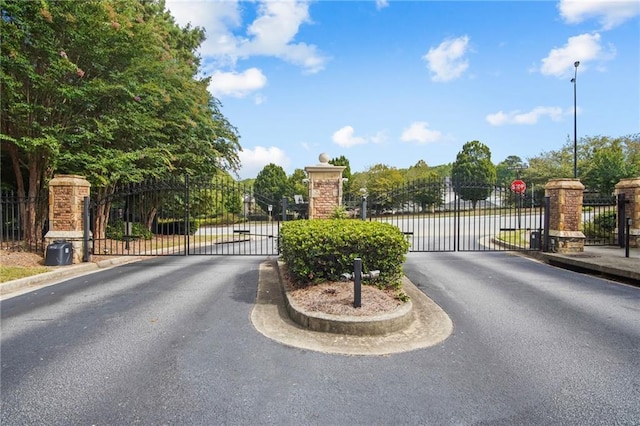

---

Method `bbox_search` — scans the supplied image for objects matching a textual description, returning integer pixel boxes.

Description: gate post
[304,153,346,219]
[544,178,585,253]
[615,178,640,248]
[44,175,91,264]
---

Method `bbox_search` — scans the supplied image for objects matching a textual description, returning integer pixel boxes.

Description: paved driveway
[2,253,639,424]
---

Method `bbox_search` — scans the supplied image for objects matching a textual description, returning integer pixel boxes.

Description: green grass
[496,230,529,247]
[0,265,52,283]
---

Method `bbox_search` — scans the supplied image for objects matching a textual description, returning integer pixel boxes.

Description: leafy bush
[583,211,616,238]
[106,220,153,240]
[279,219,409,289]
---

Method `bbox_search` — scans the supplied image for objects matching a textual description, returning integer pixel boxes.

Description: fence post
[543,196,551,252]
[617,193,626,248]
[282,196,288,222]
[614,178,639,248]
[83,197,90,262]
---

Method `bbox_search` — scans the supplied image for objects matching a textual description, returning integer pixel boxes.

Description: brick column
[615,177,640,248]
[44,174,91,263]
[545,178,585,253]
[304,154,346,219]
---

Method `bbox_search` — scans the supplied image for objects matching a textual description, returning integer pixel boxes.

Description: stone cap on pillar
[544,178,584,192]
[304,153,346,175]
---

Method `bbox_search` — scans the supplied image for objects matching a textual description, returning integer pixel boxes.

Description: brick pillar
[615,177,640,248]
[304,154,346,219]
[44,174,91,263]
[545,178,585,253]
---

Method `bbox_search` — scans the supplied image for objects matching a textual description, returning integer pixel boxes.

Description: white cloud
[486,107,565,126]
[400,122,442,144]
[540,33,615,77]
[332,126,367,148]
[423,36,470,82]
[376,0,389,10]
[167,0,327,74]
[208,68,267,98]
[370,131,387,144]
[165,0,242,62]
[558,0,640,30]
[238,146,290,178]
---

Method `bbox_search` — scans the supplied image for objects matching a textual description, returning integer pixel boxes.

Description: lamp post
[570,61,580,179]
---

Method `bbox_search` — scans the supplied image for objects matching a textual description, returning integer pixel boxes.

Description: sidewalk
[540,245,640,283]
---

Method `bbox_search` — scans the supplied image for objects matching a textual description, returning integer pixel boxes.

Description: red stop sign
[510,179,527,194]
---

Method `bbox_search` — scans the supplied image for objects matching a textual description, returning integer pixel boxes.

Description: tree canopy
[451,140,497,208]
[1,0,241,241]
[253,163,289,217]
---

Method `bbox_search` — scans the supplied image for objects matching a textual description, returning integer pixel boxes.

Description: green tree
[253,164,289,218]
[580,136,638,193]
[496,155,526,185]
[1,0,241,240]
[404,160,444,211]
[329,155,352,193]
[362,164,404,213]
[288,169,308,202]
[451,140,497,209]
[525,134,639,193]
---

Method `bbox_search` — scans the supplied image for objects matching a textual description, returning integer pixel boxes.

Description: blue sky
[165,0,640,179]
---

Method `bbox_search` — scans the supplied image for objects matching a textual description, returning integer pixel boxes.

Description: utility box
[45,240,73,266]
[530,231,541,250]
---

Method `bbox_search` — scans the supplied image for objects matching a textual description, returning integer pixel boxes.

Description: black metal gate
[582,191,624,246]
[89,176,550,256]
[350,178,545,252]
[89,177,282,256]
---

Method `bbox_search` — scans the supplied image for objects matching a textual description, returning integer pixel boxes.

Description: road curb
[0,257,144,296]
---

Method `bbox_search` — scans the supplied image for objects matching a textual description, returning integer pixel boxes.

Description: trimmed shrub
[279,219,409,289]
[106,220,153,240]
[583,211,616,239]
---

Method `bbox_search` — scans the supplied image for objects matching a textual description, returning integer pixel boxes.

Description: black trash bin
[45,240,73,266]
[529,230,541,250]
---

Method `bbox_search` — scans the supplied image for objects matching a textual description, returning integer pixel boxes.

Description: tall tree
[253,163,289,218]
[524,134,639,192]
[404,160,443,211]
[1,0,241,241]
[580,135,638,193]
[360,164,404,213]
[288,168,308,202]
[329,155,352,194]
[451,140,496,209]
[496,155,526,185]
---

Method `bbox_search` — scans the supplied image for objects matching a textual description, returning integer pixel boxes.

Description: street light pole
[571,61,580,179]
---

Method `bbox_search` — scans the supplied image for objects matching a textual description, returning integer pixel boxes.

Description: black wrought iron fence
[89,177,282,256]
[343,178,544,252]
[582,192,618,246]
[0,190,47,253]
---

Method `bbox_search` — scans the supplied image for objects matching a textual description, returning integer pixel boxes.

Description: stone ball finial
[319,153,330,164]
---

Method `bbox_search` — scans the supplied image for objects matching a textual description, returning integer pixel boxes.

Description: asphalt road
[2,253,639,425]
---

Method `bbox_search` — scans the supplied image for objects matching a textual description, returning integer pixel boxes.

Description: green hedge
[279,219,409,289]
[583,210,617,239]
[106,220,153,240]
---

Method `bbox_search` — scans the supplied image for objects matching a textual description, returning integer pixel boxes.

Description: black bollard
[353,258,362,308]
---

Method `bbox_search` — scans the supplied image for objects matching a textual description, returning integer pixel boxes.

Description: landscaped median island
[248,218,454,355]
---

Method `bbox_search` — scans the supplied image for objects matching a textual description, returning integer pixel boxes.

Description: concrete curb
[251,260,454,356]
[0,257,144,296]
[543,253,640,282]
[278,261,414,336]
